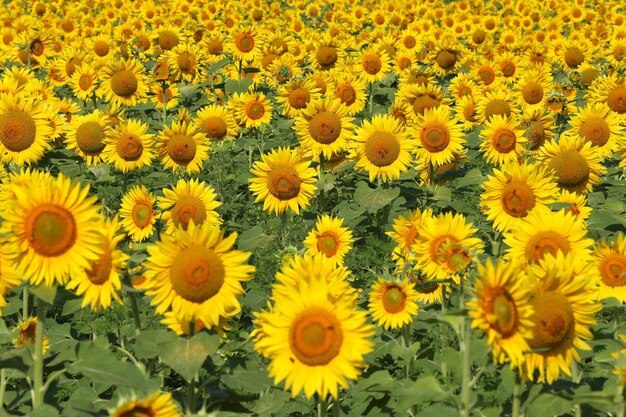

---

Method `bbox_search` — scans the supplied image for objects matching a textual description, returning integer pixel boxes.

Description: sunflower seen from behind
[145,221,255,327]
[14,317,49,354]
[249,147,317,215]
[468,259,534,367]
[1,171,103,287]
[253,273,374,399]
[368,277,419,330]
[523,252,600,384]
[351,114,414,183]
[158,178,222,234]
[303,215,353,267]
[65,217,127,311]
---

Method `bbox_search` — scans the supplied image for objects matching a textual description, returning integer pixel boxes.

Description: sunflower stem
[332,396,341,417]
[368,83,374,115]
[22,286,29,320]
[0,368,7,410]
[571,364,582,417]
[402,323,413,379]
[32,297,45,409]
[318,156,326,212]
[161,81,168,124]
[129,292,142,335]
[187,322,197,414]
[512,372,522,417]
[318,395,328,417]
[460,316,472,417]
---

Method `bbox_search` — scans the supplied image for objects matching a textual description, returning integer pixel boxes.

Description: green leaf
[67,342,148,389]
[159,332,220,382]
[30,285,57,304]
[525,393,573,417]
[454,168,485,188]
[222,367,274,393]
[209,57,230,73]
[353,182,400,213]
[134,329,178,360]
[29,404,61,417]
[237,225,274,251]
[392,376,447,410]
[251,389,291,415]
[225,77,253,95]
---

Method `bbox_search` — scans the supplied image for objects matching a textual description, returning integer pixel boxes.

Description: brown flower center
[171,196,207,230]
[116,134,143,161]
[24,203,77,257]
[235,33,255,53]
[75,121,105,155]
[245,101,265,120]
[287,88,310,110]
[500,61,516,77]
[93,40,109,57]
[365,131,401,167]
[483,287,517,336]
[528,292,574,350]
[176,52,196,75]
[158,30,179,50]
[492,129,517,153]
[607,85,626,114]
[316,46,338,68]
[436,49,457,70]
[478,67,496,85]
[382,286,407,313]
[600,253,626,287]
[169,246,225,303]
[501,181,536,218]
[522,81,544,105]
[132,202,152,229]
[524,230,571,263]
[0,110,37,152]
[412,94,440,115]
[110,69,138,98]
[86,245,113,285]
[308,110,342,144]
[548,151,590,193]
[289,307,343,366]
[564,47,584,69]
[484,99,512,120]
[527,121,545,150]
[201,116,227,139]
[362,54,382,75]
[336,84,356,105]
[167,133,197,165]
[579,117,610,147]
[420,124,449,152]
[267,165,302,200]
[316,232,339,257]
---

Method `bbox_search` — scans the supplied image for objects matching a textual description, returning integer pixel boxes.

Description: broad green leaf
[525,393,572,417]
[354,182,400,213]
[251,389,291,415]
[392,376,447,410]
[222,367,273,393]
[455,168,485,188]
[237,225,274,251]
[30,285,57,304]
[159,332,220,382]
[134,328,178,360]
[29,404,61,417]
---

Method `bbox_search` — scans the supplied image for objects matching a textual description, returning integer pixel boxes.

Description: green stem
[187,322,197,414]
[402,324,413,379]
[318,396,328,417]
[460,317,472,417]
[318,156,325,212]
[571,364,582,417]
[129,292,141,335]
[32,297,45,408]
[0,368,6,409]
[332,396,341,417]
[512,372,522,417]
[368,83,374,115]
[162,81,168,123]
[22,286,29,320]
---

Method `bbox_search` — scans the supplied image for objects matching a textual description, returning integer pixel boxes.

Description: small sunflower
[521,108,555,151]
[119,185,157,242]
[227,24,260,62]
[151,25,184,52]
[293,97,355,160]
[311,37,344,72]
[565,103,623,159]
[588,75,626,120]
[102,119,154,173]
[481,162,559,233]
[468,259,534,366]
[593,233,626,303]
[156,119,209,174]
[354,46,392,84]
[193,104,239,142]
[303,215,353,267]
[475,89,519,124]
[329,73,367,116]
[523,252,600,384]
[388,208,434,267]
[538,136,606,194]
[351,114,414,183]
[480,114,528,166]
[158,178,222,234]
[368,278,419,330]
[515,69,553,112]
[65,110,111,166]
[414,105,465,167]
[0,172,103,287]
[430,36,464,76]
[249,147,317,215]
[232,92,273,129]
[145,222,254,327]
[253,274,374,399]
[0,93,53,166]
[99,58,148,107]
[108,391,182,417]
[454,95,480,131]
[166,43,206,83]
[65,217,127,311]
[14,317,49,354]
[69,63,100,101]
[276,78,321,119]
[503,206,593,265]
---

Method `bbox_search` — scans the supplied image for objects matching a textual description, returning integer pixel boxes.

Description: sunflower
[0,172,103,287]
[523,252,600,384]
[388,208,434,267]
[471,58,500,87]
[448,73,483,100]
[515,69,553,112]
[475,89,519,124]
[65,217,127,311]
[0,93,53,166]
[592,233,626,302]
[553,39,590,70]
[231,92,273,129]
[368,278,419,330]
[265,53,304,87]
[399,83,449,117]
[193,104,239,142]
[14,317,49,354]
[108,391,182,417]
[227,24,260,62]
[0,245,21,316]
[468,259,533,366]
[329,73,368,116]
[481,162,559,233]
[145,221,254,327]
[119,185,157,242]
[152,25,184,53]
[388,98,416,127]
[537,136,606,194]
[293,97,355,160]
[588,75,626,120]
[102,119,154,173]
[253,274,374,399]
[416,212,484,281]
[276,78,321,119]
[303,215,353,267]
[503,206,593,265]
[454,95,480,131]
[87,34,114,65]
[354,46,392,84]
[607,38,626,69]
[497,51,523,83]
[166,43,206,83]
[150,82,180,111]
[311,37,344,72]
[479,114,528,166]
[430,36,464,76]
[159,178,222,234]
[99,58,148,107]
[565,103,623,159]
[351,114,414,183]
[65,110,111,166]
[521,108,555,151]
[68,62,99,101]
[414,105,465,167]
[249,147,317,215]
[156,119,209,174]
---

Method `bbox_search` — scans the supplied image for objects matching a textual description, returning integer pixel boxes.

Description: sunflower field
[2,0,626,416]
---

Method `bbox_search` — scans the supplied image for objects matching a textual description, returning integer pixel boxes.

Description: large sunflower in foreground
[293,97,355,160]
[413,105,465,167]
[99,58,148,107]
[503,207,593,265]
[593,233,626,303]
[249,147,317,215]
[158,178,222,234]
[1,172,103,287]
[0,93,53,166]
[481,162,559,232]
[102,119,155,173]
[303,215,353,267]
[523,252,600,384]
[109,391,181,417]
[145,221,254,327]
[65,217,127,311]
[351,114,414,183]
[468,259,534,367]
[537,136,606,194]
[253,275,374,399]
[368,277,419,330]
